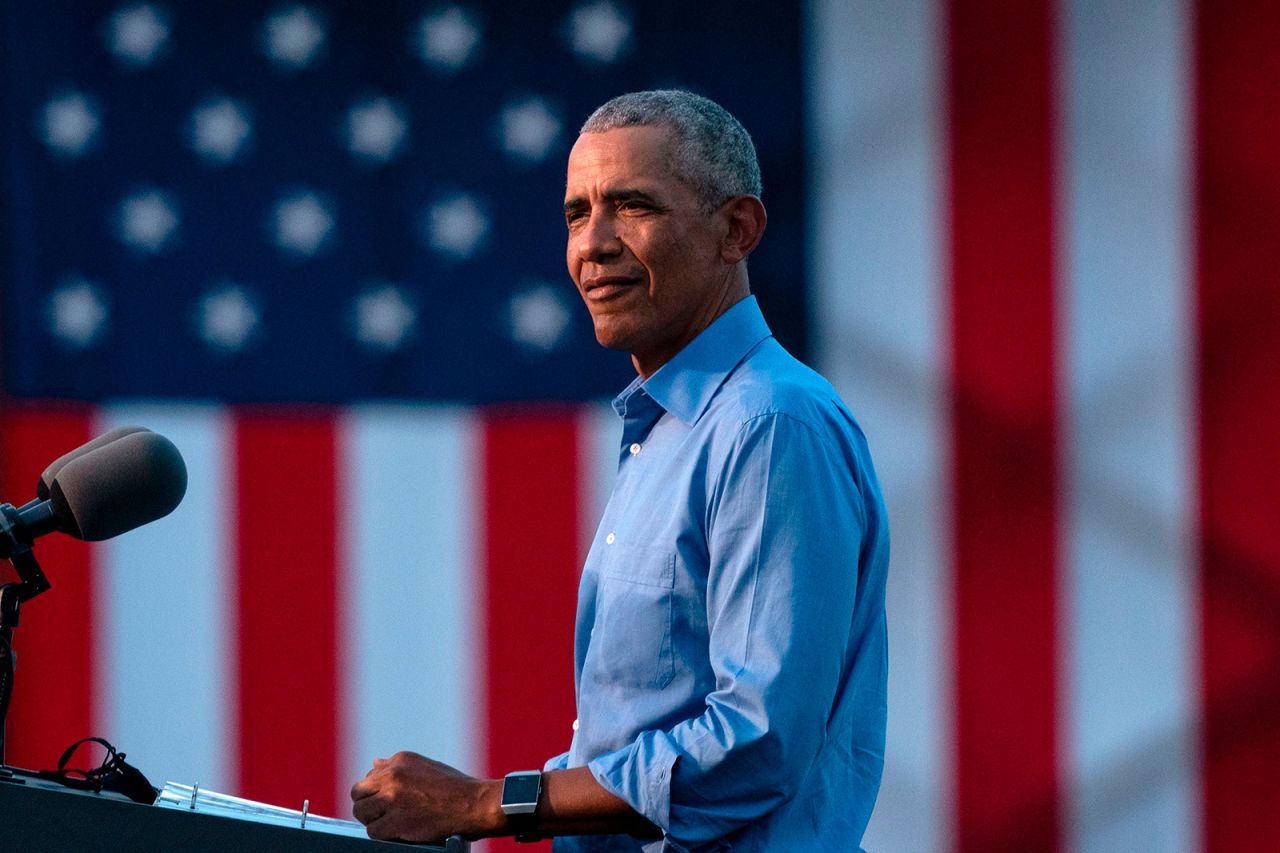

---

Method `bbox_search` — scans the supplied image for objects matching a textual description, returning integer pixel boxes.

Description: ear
[719,196,767,264]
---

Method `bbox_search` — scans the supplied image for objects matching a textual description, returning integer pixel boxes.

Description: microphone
[36,425,151,500]
[0,429,186,769]
[1,430,187,555]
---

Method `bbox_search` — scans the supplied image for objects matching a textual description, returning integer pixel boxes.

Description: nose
[573,210,622,263]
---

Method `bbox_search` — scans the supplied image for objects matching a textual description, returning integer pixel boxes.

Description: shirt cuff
[585,730,681,835]
[543,750,571,772]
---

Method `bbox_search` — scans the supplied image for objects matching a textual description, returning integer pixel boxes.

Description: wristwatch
[501,770,543,842]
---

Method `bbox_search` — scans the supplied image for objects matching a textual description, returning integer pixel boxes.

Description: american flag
[2,2,1278,853]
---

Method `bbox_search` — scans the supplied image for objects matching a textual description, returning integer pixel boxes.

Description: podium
[0,769,464,852]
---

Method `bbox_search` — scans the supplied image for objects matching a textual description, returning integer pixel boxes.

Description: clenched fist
[350,751,502,843]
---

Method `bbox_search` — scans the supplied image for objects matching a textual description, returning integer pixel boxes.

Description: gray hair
[580,90,762,208]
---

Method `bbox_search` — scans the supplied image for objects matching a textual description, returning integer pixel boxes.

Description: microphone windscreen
[37,426,152,500]
[49,431,188,541]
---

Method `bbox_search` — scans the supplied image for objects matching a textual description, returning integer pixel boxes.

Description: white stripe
[94,405,234,791]
[578,401,619,561]
[809,2,951,851]
[1057,1,1198,850]
[339,405,481,808]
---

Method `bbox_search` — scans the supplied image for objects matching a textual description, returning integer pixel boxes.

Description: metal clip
[190,782,200,810]
[300,798,310,829]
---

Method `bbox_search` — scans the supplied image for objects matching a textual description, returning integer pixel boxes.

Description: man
[351,90,889,852]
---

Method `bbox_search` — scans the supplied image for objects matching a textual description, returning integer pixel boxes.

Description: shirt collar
[612,295,772,426]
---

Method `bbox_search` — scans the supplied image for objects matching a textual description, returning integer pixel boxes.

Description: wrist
[470,777,507,837]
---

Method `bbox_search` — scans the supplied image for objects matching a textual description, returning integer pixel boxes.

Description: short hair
[580,89,762,209]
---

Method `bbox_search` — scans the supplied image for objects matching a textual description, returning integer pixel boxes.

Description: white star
[117,189,179,253]
[353,284,416,351]
[41,92,101,157]
[197,285,259,352]
[346,97,408,164]
[423,193,489,260]
[499,97,561,162]
[509,285,572,352]
[189,97,252,164]
[415,6,482,71]
[567,1,632,64]
[106,3,170,67]
[272,190,335,257]
[48,277,108,348]
[261,5,326,70]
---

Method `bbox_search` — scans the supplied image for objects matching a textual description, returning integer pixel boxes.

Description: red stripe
[1195,2,1280,849]
[0,404,95,769]
[946,1,1062,850]
[233,410,341,813]
[483,407,581,852]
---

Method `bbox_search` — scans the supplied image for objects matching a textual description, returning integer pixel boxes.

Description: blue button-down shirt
[546,296,889,852]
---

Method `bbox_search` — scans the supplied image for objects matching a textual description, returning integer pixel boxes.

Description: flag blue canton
[1,1,806,403]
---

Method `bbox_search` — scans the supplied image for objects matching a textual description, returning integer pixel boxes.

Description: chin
[593,331,635,353]
[591,318,639,353]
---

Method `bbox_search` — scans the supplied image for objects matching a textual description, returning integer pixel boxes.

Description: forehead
[565,125,680,192]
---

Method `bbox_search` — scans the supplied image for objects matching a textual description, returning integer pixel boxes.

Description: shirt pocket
[596,543,676,690]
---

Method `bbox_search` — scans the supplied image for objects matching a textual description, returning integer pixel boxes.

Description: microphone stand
[0,503,53,767]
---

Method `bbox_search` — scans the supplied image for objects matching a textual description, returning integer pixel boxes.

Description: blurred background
[1,1,1276,852]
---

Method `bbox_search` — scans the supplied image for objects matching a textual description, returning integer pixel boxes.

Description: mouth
[582,275,644,302]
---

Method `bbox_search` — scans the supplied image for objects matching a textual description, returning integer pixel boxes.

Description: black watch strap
[510,813,541,843]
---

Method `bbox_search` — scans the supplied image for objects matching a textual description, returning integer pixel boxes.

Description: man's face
[564,125,733,377]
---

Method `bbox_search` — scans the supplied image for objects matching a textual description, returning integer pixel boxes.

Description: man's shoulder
[711,338,853,435]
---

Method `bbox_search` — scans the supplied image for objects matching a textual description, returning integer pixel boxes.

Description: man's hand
[350,752,502,843]
[352,755,659,843]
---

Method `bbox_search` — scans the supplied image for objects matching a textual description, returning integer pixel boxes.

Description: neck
[631,274,750,379]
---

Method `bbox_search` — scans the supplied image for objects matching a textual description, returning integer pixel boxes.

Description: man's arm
[350,753,660,843]
[353,412,880,847]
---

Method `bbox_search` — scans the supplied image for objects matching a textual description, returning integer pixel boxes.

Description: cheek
[617,231,655,279]
[565,244,581,283]
[641,238,691,290]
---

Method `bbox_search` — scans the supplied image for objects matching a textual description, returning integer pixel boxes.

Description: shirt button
[629,442,642,455]
[605,532,616,545]
[572,719,579,732]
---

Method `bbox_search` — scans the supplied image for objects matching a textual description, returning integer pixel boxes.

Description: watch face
[502,772,541,807]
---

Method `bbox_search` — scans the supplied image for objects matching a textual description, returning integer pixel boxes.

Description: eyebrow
[563,187,661,216]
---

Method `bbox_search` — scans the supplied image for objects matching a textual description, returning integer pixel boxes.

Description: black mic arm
[0,503,53,767]
[0,502,53,604]
[0,489,79,768]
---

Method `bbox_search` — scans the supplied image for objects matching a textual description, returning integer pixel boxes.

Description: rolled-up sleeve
[587,412,867,847]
